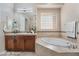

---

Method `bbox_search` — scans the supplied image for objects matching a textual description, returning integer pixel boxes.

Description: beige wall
[61,3,79,40]
[37,31,61,37]
[61,3,79,32]
[0,4,14,52]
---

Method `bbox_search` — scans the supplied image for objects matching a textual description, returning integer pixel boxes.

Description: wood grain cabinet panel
[15,35,24,51]
[5,35,36,52]
[5,36,15,51]
[24,36,35,51]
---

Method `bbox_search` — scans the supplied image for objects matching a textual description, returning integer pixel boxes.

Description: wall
[37,31,61,38]
[61,3,79,38]
[0,3,14,52]
[61,3,79,32]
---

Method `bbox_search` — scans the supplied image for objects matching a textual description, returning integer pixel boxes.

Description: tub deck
[36,37,79,53]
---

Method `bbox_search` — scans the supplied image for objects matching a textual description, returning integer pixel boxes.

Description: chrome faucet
[70,44,77,49]
[67,42,77,49]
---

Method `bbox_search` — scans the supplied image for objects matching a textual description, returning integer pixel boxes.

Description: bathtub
[39,37,72,48]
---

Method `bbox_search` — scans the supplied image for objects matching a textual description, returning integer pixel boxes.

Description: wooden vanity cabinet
[5,35,36,52]
[15,35,24,51]
[24,36,35,51]
[5,36,15,51]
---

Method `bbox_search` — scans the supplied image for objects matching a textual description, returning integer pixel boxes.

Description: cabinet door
[15,35,24,51]
[24,36,35,51]
[5,36,15,51]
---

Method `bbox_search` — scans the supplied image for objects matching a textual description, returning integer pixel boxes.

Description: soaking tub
[39,37,72,48]
[36,37,79,54]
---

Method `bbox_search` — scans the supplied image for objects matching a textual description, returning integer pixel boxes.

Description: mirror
[4,12,36,33]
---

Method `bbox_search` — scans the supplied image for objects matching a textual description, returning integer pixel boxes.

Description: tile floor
[0,51,37,56]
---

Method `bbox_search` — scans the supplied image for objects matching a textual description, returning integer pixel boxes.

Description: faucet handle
[71,44,77,49]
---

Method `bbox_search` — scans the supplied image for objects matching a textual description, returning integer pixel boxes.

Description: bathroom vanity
[5,33,37,52]
[4,10,36,52]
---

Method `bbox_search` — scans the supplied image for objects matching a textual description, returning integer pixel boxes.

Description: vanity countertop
[5,33,37,36]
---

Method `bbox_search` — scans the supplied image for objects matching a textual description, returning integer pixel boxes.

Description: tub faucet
[67,42,77,49]
[70,44,77,49]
